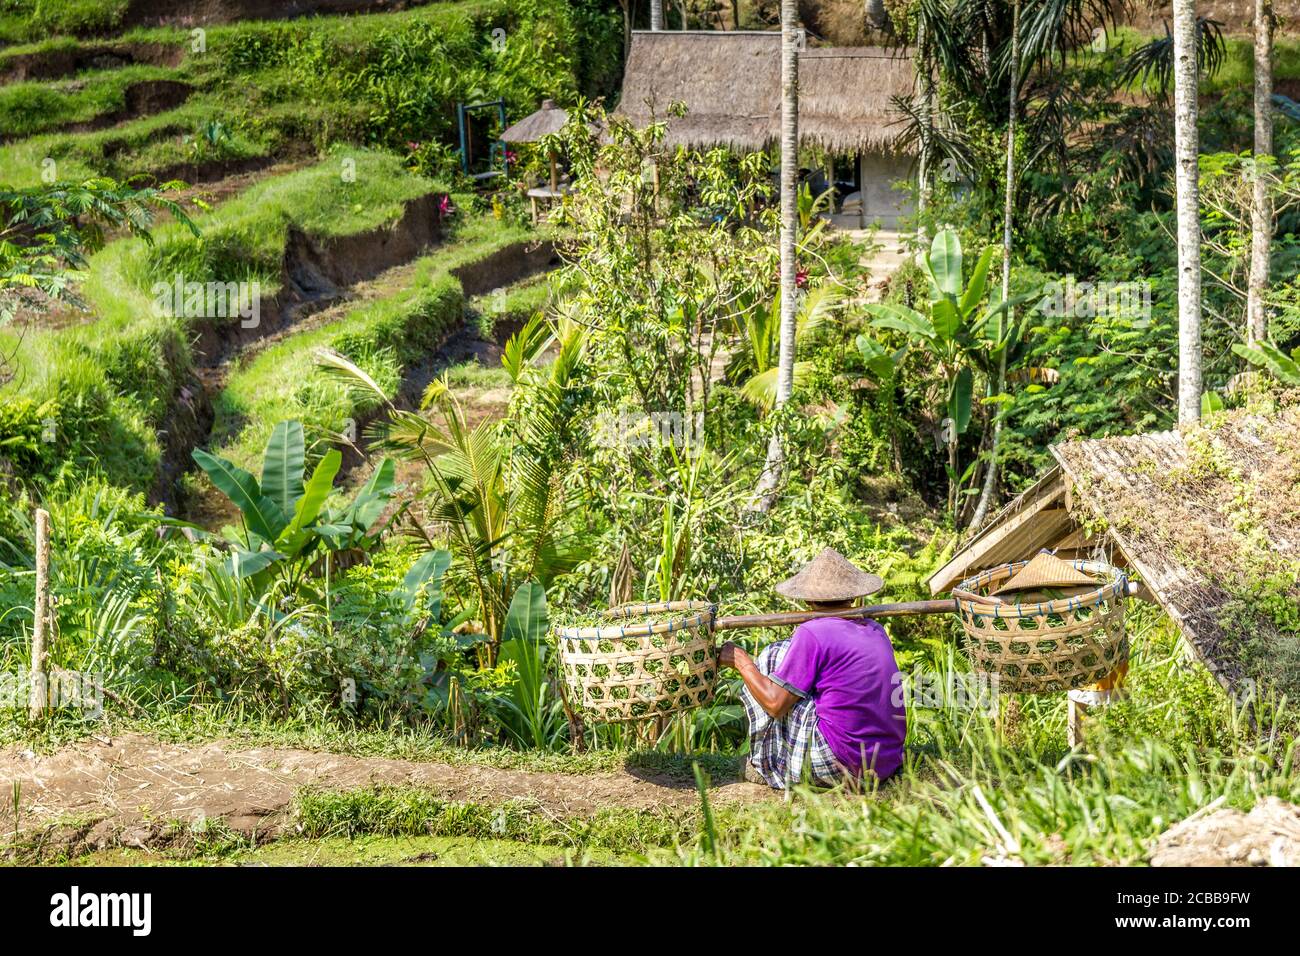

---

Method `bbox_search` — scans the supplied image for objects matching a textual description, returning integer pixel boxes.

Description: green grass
[293,786,703,854]
[466,270,559,336]
[654,611,1300,866]
[0,0,131,44]
[0,94,274,189]
[5,606,1296,867]
[1209,36,1300,91]
[0,150,443,492]
[68,834,629,866]
[1100,28,1300,97]
[0,697,742,782]
[0,1,588,187]
[0,64,182,139]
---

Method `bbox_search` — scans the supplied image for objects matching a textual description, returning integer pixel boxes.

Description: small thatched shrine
[929,403,1300,697]
[616,30,916,229]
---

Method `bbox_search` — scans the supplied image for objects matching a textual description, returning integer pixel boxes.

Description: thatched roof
[617,31,914,153]
[501,99,569,144]
[928,403,1300,695]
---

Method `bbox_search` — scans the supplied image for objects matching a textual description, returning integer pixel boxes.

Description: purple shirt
[772,617,906,779]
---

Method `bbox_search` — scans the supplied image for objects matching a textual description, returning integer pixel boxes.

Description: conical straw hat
[994,552,1096,595]
[775,548,884,603]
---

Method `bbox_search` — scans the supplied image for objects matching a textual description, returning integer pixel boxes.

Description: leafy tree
[551,100,776,427]
[1232,340,1300,386]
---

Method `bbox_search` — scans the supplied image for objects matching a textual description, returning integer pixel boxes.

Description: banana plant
[863,228,1034,516]
[1233,340,1300,386]
[189,421,398,590]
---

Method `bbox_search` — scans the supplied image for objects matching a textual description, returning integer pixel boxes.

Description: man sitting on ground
[717,548,906,789]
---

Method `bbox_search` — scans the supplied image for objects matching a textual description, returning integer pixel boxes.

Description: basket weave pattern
[955,559,1129,694]
[555,601,718,723]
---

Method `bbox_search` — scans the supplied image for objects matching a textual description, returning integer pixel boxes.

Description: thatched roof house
[928,405,1300,696]
[616,30,916,227]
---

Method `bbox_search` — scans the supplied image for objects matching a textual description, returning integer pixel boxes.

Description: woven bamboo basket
[554,601,718,723]
[954,559,1129,694]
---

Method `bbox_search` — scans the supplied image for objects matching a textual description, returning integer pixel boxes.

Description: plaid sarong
[741,638,843,789]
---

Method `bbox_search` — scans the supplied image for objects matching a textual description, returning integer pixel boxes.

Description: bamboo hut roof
[616,30,914,153]
[928,403,1300,693]
[501,99,569,143]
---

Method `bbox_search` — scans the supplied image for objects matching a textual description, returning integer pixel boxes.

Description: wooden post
[29,508,51,721]
[548,149,559,193]
[1067,695,1088,748]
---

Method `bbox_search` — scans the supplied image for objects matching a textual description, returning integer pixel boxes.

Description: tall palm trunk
[1247,0,1274,345]
[754,0,799,510]
[916,19,933,234]
[1173,0,1203,425]
[650,0,664,30]
[969,0,1020,532]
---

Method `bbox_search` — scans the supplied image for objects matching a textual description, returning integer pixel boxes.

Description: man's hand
[717,641,741,669]
[718,641,798,719]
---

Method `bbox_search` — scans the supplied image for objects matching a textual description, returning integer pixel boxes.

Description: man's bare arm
[718,641,799,719]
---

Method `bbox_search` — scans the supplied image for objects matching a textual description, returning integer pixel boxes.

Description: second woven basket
[954,559,1129,694]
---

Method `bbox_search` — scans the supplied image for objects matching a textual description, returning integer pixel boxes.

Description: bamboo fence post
[29,508,51,721]
[1067,697,1087,748]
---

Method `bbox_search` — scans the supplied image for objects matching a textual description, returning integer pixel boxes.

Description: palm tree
[970,0,1022,531]
[651,0,664,30]
[320,316,587,667]
[754,0,799,510]
[1247,0,1274,345]
[1173,0,1203,424]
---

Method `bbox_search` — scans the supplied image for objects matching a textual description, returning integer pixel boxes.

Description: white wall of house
[858,152,914,229]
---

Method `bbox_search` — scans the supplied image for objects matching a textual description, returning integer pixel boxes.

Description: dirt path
[1,733,770,850]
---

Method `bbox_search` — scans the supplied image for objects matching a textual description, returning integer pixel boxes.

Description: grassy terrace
[0,0,133,44]
[211,209,541,471]
[0,0,580,188]
[0,150,443,491]
[0,63,183,139]
[0,1,496,46]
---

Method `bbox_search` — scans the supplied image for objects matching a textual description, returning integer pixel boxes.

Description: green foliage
[294,785,702,852]
[0,65,176,139]
[864,228,1030,514]
[0,1,615,189]
[185,420,397,591]
[736,284,841,410]
[0,480,173,698]
[318,310,587,667]
[553,101,777,424]
[1233,340,1300,386]
[0,176,195,326]
[2,154,440,494]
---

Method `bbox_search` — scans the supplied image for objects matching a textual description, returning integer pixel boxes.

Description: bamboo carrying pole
[713,599,957,632]
[29,508,51,720]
